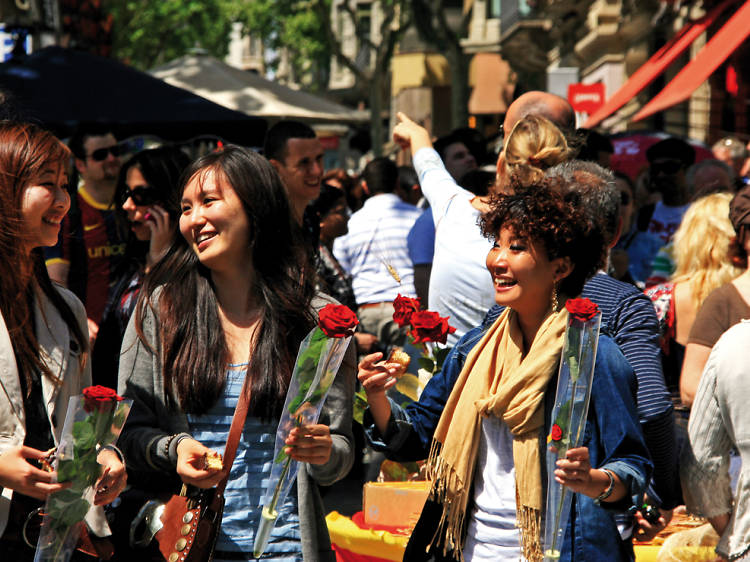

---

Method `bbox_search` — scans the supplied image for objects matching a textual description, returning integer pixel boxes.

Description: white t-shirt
[413,148,495,345]
[646,201,689,245]
[463,416,521,561]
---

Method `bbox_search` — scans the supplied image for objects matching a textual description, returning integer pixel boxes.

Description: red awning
[633,0,750,121]
[582,0,736,128]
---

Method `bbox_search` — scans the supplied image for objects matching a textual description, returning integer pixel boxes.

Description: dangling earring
[551,283,559,312]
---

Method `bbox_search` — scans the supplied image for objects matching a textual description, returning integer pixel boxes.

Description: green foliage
[230,0,331,90]
[106,0,234,70]
[288,328,329,415]
[417,356,435,373]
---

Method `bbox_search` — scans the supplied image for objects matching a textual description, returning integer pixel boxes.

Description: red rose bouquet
[544,298,602,560]
[255,304,357,558]
[391,294,455,381]
[34,387,131,562]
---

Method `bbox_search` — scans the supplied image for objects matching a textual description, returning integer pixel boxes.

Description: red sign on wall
[568,83,605,115]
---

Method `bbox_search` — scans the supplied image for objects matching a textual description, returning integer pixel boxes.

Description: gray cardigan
[117,293,355,561]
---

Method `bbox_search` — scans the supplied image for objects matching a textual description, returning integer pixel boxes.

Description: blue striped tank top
[187,365,302,561]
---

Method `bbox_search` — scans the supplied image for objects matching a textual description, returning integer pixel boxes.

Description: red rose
[318,303,359,338]
[410,310,456,344]
[392,294,421,327]
[565,298,599,322]
[82,385,123,413]
[550,423,563,442]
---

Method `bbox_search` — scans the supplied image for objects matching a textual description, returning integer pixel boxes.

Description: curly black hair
[479,179,606,297]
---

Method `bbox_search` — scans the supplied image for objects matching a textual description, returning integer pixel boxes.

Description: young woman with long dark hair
[0,122,126,559]
[117,146,355,561]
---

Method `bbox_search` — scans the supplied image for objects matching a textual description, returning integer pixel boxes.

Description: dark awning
[0,46,266,145]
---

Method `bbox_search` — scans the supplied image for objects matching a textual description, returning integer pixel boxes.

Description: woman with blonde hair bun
[392,112,571,343]
[646,192,742,439]
[497,114,572,191]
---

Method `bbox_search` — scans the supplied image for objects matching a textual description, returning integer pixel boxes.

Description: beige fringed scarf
[426,307,568,561]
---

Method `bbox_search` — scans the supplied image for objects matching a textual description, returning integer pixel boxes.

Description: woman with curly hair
[359,180,651,561]
[391,112,570,344]
[0,122,126,559]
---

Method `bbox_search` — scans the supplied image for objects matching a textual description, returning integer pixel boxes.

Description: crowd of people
[1,88,750,562]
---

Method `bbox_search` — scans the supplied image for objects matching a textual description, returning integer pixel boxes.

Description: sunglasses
[620,190,631,206]
[119,185,159,207]
[87,145,123,162]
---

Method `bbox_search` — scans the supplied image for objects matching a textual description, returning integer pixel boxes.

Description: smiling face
[272,137,324,213]
[179,167,251,273]
[486,227,565,319]
[21,163,70,252]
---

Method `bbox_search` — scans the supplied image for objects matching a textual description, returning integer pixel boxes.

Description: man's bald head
[503,91,575,139]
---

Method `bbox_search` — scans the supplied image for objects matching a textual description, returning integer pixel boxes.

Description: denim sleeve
[362,325,485,461]
[589,337,653,511]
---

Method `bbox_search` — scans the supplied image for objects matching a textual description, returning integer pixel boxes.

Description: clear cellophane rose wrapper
[543,299,602,561]
[253,304,356,558]
[34,386,132,562]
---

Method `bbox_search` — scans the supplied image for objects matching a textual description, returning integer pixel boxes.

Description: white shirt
[413,148,495,345]
[333,193,420,304]
[463,416,521,561]
[646,200,689,244]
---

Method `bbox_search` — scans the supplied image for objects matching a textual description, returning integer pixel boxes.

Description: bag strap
[216,370,252,495]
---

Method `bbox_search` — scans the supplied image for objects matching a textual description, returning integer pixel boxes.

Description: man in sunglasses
[46,124,126,346]
[642,138,695,248]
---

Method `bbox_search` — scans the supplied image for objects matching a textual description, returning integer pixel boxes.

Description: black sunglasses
[88,145,123,162]
[119,185,159,207]
[620,190,631,206]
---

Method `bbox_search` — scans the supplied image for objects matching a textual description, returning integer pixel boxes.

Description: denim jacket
[364,313,652,561]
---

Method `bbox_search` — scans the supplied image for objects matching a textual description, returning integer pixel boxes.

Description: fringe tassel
[425,439,468,562]
[516,488,543,562]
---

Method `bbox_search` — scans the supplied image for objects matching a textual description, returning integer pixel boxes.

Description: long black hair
[135,146,316,417]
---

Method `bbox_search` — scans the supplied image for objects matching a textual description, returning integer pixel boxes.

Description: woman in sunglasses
[0,122,126,559]
[91,147,191,389]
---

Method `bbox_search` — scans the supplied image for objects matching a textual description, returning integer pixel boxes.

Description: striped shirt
[188,366,302,561]
[583,273,680,509]
[333,193,420,304]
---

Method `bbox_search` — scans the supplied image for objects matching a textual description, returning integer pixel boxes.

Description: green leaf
[352,390,368,425]
[56,459,77,483]
[274,448,289,464]
[433,346,451,369]
[72,419,96,450]
[418,357,435,373]
[59,498,90,526]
